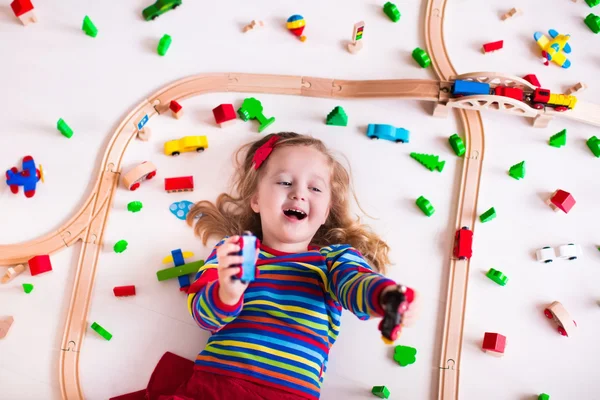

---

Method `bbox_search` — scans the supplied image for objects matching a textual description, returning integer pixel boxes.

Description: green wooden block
[416,196,435,216]
[585,13,600,33]
[587,136,600,157]
[326,106,348,126]
[127,201,143,213]
[508,161,525,180]
[157,34,172,56]
[549,129,566,147]
[486,268,508,286]
[412,47,431,68]
[383,2,400,22]
[156,259,204,281]
[449,133,465,157]
[372,385,390,399]
[114,240,128,253]
[23,283,34,294]
[57,118,73,138]
[480,207,496,223]
[82,16,98,37]
[538,394,550,400]
[91,322,112,341]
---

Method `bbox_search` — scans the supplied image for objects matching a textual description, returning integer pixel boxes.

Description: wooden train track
[425,0,484,399]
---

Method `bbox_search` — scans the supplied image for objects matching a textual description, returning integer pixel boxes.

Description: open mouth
[283,208,307,220]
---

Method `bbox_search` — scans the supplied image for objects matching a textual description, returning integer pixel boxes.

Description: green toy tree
[326,106,348,126]
[549,129,566,147]
[508,161,525,180]
[237,97,276,133]
[82,15,98,37]
[410,152,445,172]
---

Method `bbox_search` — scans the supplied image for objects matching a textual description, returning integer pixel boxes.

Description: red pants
[110,352,309,400]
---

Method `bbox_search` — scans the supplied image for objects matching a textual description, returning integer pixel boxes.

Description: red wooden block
[212,104,236,127]
[482,332,506,356]
[169,100,182,113]
[169,100,183,119]
[482,40,503,53]
[28,255,52,276]
[11,0,34,17]
[164,176,194,193]
[113,285,136,297]
[549,189,576,213]
[522,74,541,87]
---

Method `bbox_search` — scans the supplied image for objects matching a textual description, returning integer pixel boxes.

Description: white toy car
[536,246,555,263]
[544,301,577,337]
[556,243,582,260]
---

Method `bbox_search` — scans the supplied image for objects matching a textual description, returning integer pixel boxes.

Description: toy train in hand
[231,231,261,284]
[451,79,577,112]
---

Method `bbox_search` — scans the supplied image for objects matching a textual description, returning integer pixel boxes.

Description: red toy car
[453,226,473,260]
[494,86,524,102]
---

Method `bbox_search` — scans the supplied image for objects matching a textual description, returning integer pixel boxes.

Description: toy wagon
[544,301,577,337]
[122,161,157,191]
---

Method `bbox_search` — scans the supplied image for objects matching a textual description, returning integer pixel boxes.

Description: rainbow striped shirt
[187,238,397,399]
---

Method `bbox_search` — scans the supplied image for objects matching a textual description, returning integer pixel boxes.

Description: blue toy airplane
[533,29,572,68]
[5,155,44,198]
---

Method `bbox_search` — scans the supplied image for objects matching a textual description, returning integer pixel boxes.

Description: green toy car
[142,0,182,21]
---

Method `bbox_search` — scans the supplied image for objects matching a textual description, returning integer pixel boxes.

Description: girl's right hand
[216,235,253,305]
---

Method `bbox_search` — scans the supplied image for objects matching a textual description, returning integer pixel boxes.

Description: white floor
[1,1,599,399]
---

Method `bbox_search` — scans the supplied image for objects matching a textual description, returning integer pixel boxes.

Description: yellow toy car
[164,136,208,156]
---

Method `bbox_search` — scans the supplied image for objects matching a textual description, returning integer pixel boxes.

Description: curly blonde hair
[187,132,391,274]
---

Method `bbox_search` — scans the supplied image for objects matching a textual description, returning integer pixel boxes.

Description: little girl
[113,132,416,400]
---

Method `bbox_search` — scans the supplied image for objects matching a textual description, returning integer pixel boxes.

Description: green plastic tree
[82,15,98,37]
[127,201,143,213]
[508,161,525,180]
[237,97,276,132]
[549,129,566,147]
[410,152,445,172]
[393,345,417,366]
[326,106,348,126]
[114,240,128,253]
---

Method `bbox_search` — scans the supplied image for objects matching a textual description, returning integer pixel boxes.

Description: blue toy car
[366,124,410,143]
[232,231,260,283]
[451,80,491,97]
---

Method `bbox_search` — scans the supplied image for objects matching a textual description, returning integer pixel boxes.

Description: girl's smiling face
[250,145,332,253]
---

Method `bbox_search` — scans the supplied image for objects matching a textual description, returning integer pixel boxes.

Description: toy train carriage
[232,232,260,283]
[122,161,157,191]
[453,226,473,260]
[494,86,524,102]
[451,80,491,97]
[530,88,577,112]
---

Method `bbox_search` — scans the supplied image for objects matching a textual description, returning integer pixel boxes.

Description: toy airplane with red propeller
[5,155,44,198]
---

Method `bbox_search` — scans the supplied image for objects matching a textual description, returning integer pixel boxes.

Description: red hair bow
[253,135,280,170]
